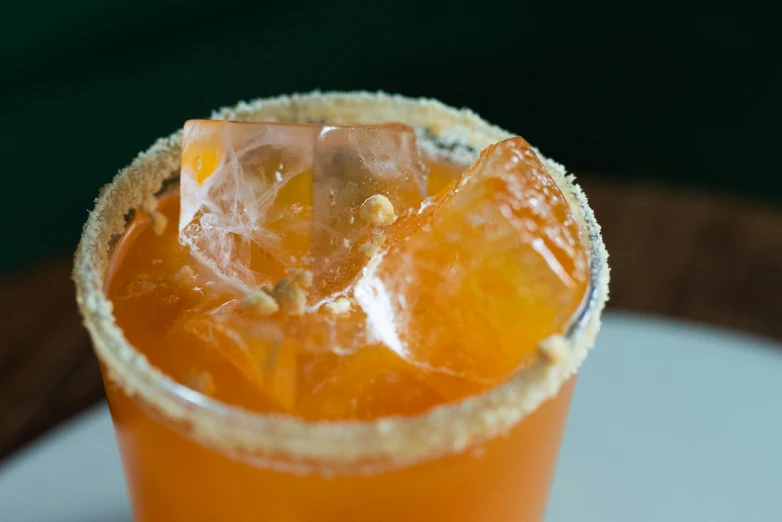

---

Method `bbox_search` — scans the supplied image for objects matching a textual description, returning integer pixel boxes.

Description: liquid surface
[106,133,588,421]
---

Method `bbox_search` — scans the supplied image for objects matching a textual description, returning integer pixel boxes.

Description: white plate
[1,313,780,521]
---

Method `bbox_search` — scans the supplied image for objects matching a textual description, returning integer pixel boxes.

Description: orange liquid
[104,159,581,522]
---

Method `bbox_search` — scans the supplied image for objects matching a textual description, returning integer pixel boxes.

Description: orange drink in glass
[74,92,608,522]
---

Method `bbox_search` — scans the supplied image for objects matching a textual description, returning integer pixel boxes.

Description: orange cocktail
[74,93,608,522]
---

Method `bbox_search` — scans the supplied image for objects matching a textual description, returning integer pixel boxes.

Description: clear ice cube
[179,121,425,299]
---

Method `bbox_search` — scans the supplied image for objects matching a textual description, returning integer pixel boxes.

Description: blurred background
[1,3,781,458]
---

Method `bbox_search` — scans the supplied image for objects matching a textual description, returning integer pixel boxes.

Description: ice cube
[311,124,425,296]
[354,138,589,391]
[170,297,373,411]
[296,344,445,420]
[179,121,426,298]
[171,302,299,411]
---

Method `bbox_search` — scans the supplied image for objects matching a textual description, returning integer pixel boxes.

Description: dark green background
[4,2,780,271]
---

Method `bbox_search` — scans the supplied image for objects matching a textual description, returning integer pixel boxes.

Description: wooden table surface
[2,178,782,461]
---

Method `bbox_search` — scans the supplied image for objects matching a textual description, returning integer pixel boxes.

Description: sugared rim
[73,91,609,474]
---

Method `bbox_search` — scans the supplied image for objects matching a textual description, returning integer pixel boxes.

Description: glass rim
[73,91,609,473]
